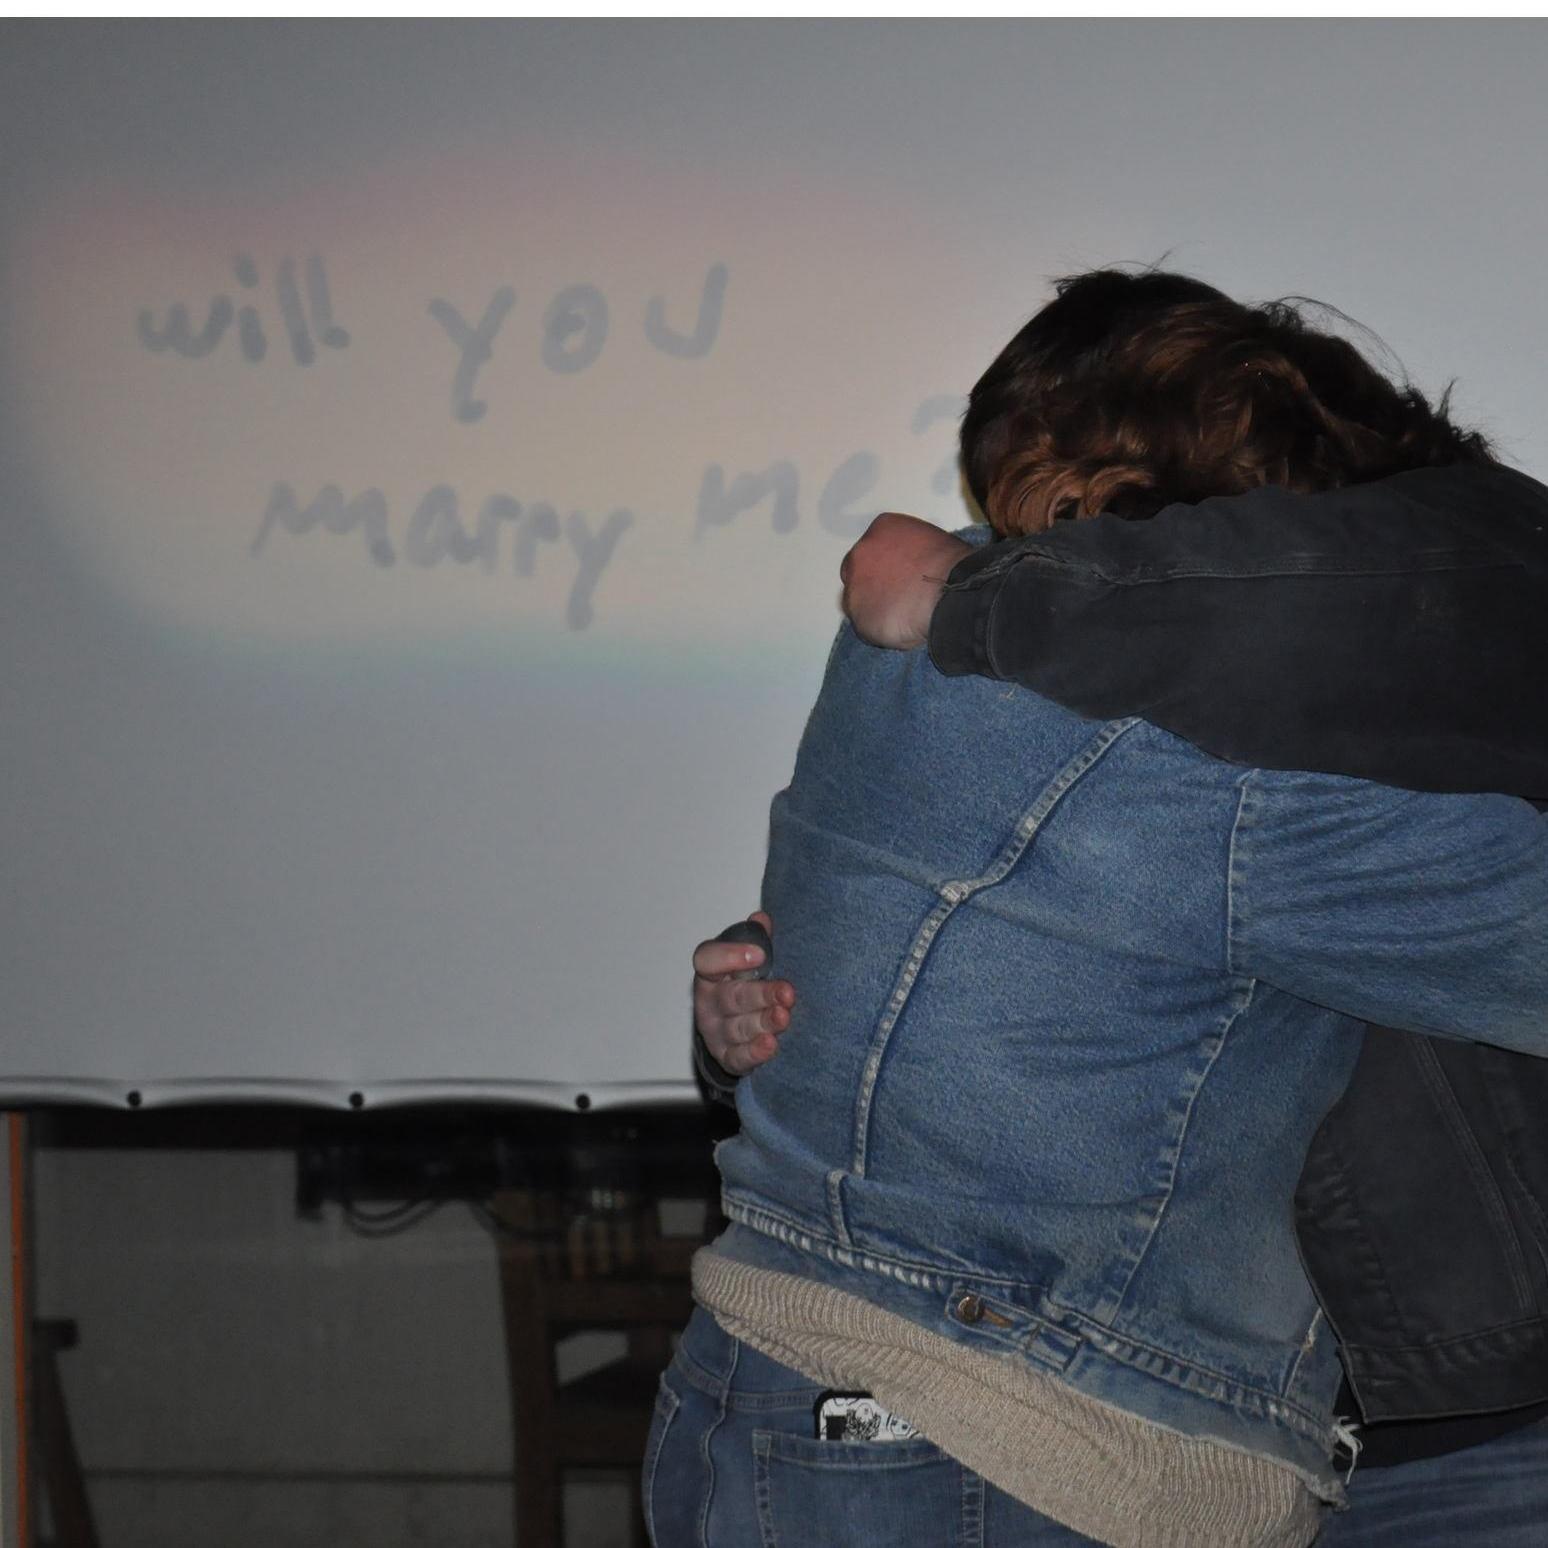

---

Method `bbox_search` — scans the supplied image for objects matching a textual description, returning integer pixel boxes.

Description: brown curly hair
[961,269,1496,538]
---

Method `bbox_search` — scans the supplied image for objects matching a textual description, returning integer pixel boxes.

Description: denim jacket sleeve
[1227,770,1548,1053]
[929,464,1548,799]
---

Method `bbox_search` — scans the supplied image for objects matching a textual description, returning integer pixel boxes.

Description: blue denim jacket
[924,467,1548,1441]
[713,617,1548,1492]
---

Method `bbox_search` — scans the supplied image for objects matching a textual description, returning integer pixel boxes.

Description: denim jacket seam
[720,1197,1334,1442]
[1406,1039,1536,1307]
[1224,772,1259,979]
[722,1195,1005,1294]
[1283,1307,1325,1398]
[847,718,1142,1180]
[849,888,960,1179]
[1109,980,1257,1314]
[771,806,976,896]
[945,545,1027,589]
[974,588,996,676]
[1071,1320,1334,1443]
[1496,1120,1548,1253]
[1342,1313,1548,1354]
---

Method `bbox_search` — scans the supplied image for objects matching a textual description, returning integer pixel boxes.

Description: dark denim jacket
[930,464,1548,800]
[927,463,1548,1452]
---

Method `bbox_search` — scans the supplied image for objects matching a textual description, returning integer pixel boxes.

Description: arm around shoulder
[928,467,1548,798]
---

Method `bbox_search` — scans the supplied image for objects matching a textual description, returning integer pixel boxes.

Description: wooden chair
[493,1182,705,1548]
[32,1318,100,1548]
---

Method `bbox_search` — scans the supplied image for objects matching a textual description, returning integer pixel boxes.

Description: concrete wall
[32,1146,644,1548]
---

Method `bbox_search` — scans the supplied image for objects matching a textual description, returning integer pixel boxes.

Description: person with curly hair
[656,272,1548,1547]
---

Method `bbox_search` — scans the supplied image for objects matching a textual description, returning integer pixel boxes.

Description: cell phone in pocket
[814,1391,918,1442]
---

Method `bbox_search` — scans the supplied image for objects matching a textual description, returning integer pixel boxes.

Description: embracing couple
[653,269,1548,1547]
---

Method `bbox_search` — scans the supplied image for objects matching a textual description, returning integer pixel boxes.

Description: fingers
[694,973,795,1074]
[691,911,776,979]
[693,910,790,1074]
[695,974,794,1021]
[726,1032,778,1073]
[708,1028,778,1077]
[692,936,767,979]
[694,974,794,1036]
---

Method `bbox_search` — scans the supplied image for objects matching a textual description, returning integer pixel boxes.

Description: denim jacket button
[954,1292,985,1325]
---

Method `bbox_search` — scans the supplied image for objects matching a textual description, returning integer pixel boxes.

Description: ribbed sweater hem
[693,1247,1326,1548]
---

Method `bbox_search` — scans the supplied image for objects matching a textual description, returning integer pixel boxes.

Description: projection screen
[3,20,1546,1109]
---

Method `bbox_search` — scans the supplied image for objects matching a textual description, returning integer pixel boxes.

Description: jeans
[644,1309,1548,1548]
[1325,1415,1548,1547]
[644,1308,1097,1547]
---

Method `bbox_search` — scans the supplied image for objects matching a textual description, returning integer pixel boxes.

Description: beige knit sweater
[693,1246,1334,1548]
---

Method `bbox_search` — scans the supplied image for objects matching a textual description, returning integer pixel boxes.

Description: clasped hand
[839,511,970,650]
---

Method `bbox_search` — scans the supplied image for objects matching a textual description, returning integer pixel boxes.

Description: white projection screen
[3,21,1547,1110]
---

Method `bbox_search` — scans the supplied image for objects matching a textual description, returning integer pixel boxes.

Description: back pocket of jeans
[752,1428,964,1548]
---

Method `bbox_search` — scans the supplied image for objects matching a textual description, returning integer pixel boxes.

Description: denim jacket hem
[717,1199,1345,1495]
